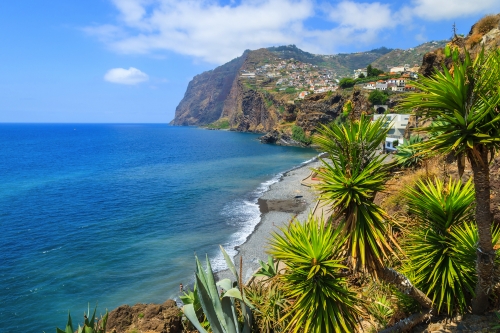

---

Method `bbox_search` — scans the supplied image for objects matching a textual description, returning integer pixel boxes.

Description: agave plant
[268,214,361,333]
[56,305,108,333]
[402,177,500,314]
[394,135,425,169]
[182,246,253,333]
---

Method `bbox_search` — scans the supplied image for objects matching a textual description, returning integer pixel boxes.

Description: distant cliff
[171,42,446,141]
[172,52,247,126]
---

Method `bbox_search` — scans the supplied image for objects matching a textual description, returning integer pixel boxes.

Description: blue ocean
[0,124,317,332]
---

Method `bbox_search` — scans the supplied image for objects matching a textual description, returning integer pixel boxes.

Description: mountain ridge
[171,41,446,129]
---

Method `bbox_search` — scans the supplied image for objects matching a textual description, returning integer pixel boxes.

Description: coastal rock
[259,130,280,144]
[107,300,182,333]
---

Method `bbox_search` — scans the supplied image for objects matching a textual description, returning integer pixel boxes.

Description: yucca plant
[399,47,500,313]
[56,305,108,333]
[313,115,434,330]
[182,246,253,333]
[245,282,288,333]
[268,214,361,333]
[313,114,398,274]
[253,255,279,280]
[402,177,500,314]
[394,135,425,169]
[368,294,394,327]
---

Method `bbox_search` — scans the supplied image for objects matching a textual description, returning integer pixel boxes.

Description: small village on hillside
[240,58,338,94]
[239,55,421,99]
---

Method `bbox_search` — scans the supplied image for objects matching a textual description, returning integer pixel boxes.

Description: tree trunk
[379,267,434,310]
[469,146,496,314]
[379,311,431,333]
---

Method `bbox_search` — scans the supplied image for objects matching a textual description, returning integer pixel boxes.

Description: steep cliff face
[259,90,370,145]
[172,52,247,125]
[173,48,281,130]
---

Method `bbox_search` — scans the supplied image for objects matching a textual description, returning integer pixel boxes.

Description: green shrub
[367,64,384,77]
[368,90,389,105]
[339,78,355,88]
[395,135,425,168]
[181,246,254,333]
[291,125,312,145]
[245,282,288,333]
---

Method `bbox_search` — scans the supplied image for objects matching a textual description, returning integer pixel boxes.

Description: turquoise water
[0,124,317,332]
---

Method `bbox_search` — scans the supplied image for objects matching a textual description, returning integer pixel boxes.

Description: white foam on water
[210,154,321,272]
[42,246,62,254]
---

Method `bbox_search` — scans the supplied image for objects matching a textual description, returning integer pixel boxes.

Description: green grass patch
[206,118,230,129]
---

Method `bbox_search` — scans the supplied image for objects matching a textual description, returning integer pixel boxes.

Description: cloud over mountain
[86,0,500,64]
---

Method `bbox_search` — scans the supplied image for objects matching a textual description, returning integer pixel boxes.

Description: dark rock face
[172,53,247,126]
[231,85,277,132]
[107,300,182,333]
[295,92,343,132]
[294,90,370,133]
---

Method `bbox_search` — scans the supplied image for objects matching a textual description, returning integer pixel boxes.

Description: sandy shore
[217,158,322,283]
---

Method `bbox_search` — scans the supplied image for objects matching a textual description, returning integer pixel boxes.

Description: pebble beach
[218,158,322,283]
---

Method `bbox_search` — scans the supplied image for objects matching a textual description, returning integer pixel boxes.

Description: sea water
[0,124,317,332]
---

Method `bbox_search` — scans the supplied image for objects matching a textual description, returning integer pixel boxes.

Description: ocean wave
[42,246,62,254]
[211,154,320,272]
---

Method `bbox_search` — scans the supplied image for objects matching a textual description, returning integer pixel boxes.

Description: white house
[391,86,405,92]
[384,137,400,152]
[353,68,368,79]
[373,113,411,139]
[298,91,310,99]
[375,80,387,90]
[390,66,407,74]
[240,72,256,78]
[363,82,376,90]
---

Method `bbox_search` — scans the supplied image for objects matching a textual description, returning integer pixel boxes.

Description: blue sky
[1,0,499,123]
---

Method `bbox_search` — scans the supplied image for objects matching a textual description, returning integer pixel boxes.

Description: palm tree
[313,115,434,314]
[399,47,500,313]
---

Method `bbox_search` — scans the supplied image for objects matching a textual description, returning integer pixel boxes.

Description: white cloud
[410,0,500,21]
[104,67,149,85]
[328,2,394,31]
[86,0,500,64]
[87,0,314,63]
